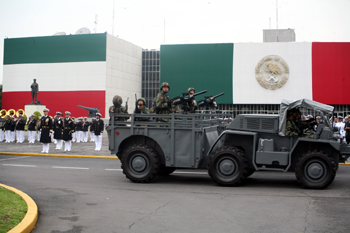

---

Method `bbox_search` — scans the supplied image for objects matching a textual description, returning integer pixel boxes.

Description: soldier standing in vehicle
[109,95,128,122]
[134,97,150,121]
[185,87,197,113]
[155,82,174,122]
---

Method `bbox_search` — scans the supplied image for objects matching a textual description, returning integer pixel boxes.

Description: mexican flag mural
[160,42,350,105]
[2,33,107,116]
[2,33,142,117]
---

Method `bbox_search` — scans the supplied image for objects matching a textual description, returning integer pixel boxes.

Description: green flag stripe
[4,33,106,64]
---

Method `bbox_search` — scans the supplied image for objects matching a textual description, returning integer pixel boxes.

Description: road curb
[0,183,38,233]
[0,152,118,159]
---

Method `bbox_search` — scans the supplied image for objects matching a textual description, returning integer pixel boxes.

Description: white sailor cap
[338,115,343,119]
[31,114,35,117]
[18,114,23,117]
[65,111,71,115]
[56,112,62,115]
[95,113,102,117]
[308,115,313,118]
[10,116,15,118]
[84,116,87,119]
[316,116,321,119]
[43,108,49,112]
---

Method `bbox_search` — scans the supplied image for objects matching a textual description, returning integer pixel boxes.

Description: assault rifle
[197,92,225,110]
[171,90,207,113]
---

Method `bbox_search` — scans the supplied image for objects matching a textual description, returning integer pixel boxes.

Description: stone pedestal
[25,104,46,117]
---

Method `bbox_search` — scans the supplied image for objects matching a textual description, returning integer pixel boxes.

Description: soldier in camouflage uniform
[134,97,150,121]
[155,82,176,122]
[285,108,315,138]
[185,87,197,114]
[109,95,128,122]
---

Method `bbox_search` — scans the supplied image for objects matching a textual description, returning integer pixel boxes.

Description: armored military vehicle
[106,99,350,189]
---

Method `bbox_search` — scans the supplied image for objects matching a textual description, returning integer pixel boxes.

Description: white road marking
[3,164,37,167]
[52,166,89,170]
[0,156,31,161]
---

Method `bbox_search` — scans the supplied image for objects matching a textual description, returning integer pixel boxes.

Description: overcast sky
[1,0,350,84]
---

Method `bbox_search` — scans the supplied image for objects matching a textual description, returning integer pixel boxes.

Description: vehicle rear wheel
[295,151,336,189]
[208,145,248,186]
[121,144,160,183]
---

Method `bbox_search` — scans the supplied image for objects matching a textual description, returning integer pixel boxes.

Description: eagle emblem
[255,55,289,90]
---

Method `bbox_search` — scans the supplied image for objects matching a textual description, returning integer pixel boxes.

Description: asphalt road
[1,154,350,233]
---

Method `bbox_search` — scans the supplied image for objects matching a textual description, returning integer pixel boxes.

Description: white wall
[105,34,142,114]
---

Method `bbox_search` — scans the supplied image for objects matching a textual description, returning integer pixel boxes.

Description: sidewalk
[0,131,115,157]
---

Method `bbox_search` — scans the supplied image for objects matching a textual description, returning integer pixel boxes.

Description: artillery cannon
[77,105,100,118]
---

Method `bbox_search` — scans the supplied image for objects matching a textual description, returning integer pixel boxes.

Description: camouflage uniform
[134,97,150,121]
[155,82,176,122]
[109,95,128,122]
[150,97,157,113]
[285,117,314,138]
[185,87,197,114]
[285,118,300,137]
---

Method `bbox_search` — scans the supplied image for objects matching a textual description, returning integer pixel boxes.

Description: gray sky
[1,0,350,84]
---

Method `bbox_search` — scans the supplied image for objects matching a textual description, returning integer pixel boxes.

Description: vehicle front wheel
[295,151,336,189]
[208,146,248,186]
[121,144,160,183]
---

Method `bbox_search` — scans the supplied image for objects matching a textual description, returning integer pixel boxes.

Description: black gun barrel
[211,92,225,99]
[77,105,95,111]
[187,90,207,99]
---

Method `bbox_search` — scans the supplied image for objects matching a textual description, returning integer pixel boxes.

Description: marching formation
[0,109,104,153]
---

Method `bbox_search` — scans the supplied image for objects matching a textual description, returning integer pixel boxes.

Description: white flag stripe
[3,61,106,92]
[232,42,312,104]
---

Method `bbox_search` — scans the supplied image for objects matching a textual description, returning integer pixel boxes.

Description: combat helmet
[113,95,123,107]
[188,87,195,93]
[137,97,147,105]
[160,82,170,90]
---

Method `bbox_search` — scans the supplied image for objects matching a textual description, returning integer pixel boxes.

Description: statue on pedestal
[30,79,41,105]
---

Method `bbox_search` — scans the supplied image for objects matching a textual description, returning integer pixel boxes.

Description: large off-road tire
[158,166,176,176]
[121,144,160,183]
[295,151,336,189]
[208,146,248,186]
